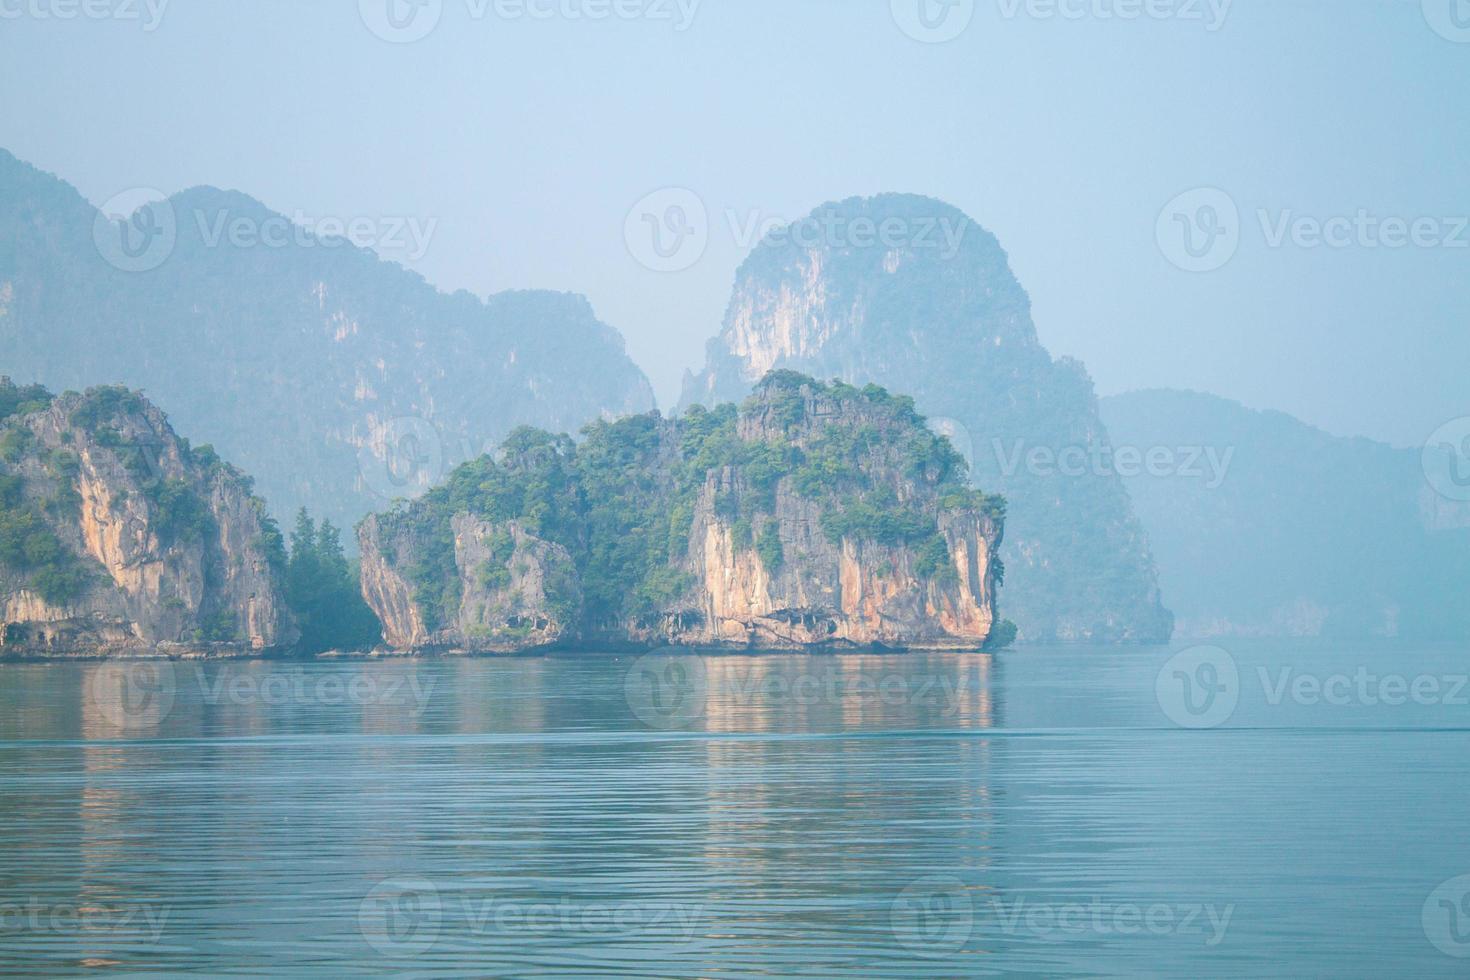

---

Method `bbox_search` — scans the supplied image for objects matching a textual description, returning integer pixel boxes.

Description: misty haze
[0,1,1467,976]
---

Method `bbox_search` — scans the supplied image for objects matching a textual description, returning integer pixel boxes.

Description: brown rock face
[452,516,580,651]
[358,513,579,653]
[356,513,428,650]
[0,386,297,657]
[657,476,995,649]
[358,374,1004,653]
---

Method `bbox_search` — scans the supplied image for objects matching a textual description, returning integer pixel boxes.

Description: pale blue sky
[2,0,1466,445]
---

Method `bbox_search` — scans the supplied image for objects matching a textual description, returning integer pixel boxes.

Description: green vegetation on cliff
[0,382,54,424]
[372,372,1006,634]
[0,498,90,605]
[0,379,379,655]
[0,380,300,653]
[70,386,218,547]
[1,380,286,614]
[0,380,90,604]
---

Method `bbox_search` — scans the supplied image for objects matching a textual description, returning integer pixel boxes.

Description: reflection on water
[0,645,1467,976]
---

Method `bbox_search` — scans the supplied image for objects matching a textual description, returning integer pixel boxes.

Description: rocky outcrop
[680,194,1172,643]
[356,513,429,650]
[359,511,579,652]
[451,517,580,651]
[358,373,1005,653]
[0,382,298,657]
[656,474,995,649]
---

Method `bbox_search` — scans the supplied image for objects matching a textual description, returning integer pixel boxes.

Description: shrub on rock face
[984,619,1018,651]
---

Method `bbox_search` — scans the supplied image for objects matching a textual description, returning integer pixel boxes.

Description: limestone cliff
[680,194,1172,643]
[657,473,995,649]
[0,381,298,656]
[360,512,579,652]
[358,373,1005,653]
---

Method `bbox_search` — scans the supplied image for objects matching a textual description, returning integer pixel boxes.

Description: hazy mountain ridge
[0,149,656,534]
[1101,388,1470,640]
[682,194,1172,643]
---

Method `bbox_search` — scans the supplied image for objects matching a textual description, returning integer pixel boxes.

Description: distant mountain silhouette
[1102,388,1470,640]
[0,149,655,532]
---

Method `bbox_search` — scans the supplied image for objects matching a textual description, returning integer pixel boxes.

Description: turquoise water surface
[0,643,1467,976]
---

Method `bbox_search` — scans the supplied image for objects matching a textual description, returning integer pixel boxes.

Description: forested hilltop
[360,372,1014,653]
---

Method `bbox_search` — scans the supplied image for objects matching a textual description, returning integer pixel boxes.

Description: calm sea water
[1,642,1468,977]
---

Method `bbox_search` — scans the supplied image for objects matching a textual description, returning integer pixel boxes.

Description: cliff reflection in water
[694,653,996,734]
[1,649,1466,974]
